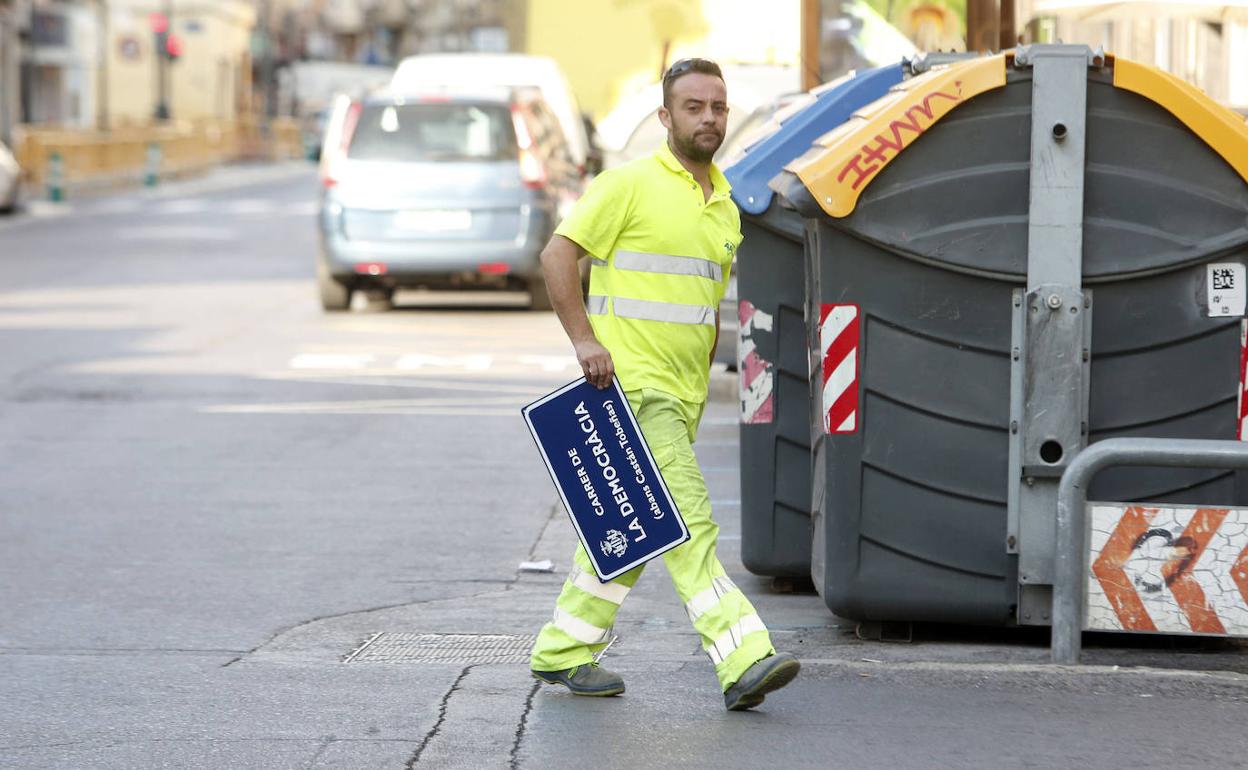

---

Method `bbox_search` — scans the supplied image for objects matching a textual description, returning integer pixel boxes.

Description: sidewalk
[0,160,316,233]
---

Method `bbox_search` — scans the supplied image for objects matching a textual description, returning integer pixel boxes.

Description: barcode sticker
[1207,263,1246,317]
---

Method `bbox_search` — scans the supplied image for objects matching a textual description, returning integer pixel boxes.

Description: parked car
[316,86,584,311]
[391,54,601,175]
[0,141,20,212]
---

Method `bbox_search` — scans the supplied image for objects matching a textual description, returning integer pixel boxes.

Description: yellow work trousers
[529,387,775,691]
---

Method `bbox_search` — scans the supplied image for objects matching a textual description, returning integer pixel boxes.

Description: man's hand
[575,338,614,390]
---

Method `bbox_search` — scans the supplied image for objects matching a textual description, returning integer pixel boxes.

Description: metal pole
[0,1,13,144]
[966,0,999,52]
[96,0,108,131]
[1053,437,1248,665]
[154,0,171,120]
[261,0,275,119]
[800,0,820,91]
[999,0,1017,50]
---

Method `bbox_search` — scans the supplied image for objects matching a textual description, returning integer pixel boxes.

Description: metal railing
[1052,437,1248,664]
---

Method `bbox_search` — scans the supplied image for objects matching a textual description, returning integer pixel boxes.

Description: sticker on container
[738,300,775,425]
[1207,263,1246,317]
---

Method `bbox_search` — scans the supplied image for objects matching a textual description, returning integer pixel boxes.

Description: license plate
[394,209,472,231]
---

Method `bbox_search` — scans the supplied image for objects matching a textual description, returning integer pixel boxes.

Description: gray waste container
[773,46,1248,625]
[724,64,904,578]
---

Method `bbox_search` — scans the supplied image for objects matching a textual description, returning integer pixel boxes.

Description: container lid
[784,54,1009,219]
[784,50,1248,220]
[724,64,905,216]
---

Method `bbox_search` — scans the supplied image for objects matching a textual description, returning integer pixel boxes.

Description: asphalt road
[1,165,1246,770]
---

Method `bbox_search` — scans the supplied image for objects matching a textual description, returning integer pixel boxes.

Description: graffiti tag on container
[836,85,963,192]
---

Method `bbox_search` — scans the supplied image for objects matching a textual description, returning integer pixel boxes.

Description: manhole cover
[344,633,537,664]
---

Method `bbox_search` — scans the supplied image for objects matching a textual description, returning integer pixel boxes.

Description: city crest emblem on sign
[600,529,628,559]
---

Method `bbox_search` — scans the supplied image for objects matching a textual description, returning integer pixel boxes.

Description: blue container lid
[724,64,905,216]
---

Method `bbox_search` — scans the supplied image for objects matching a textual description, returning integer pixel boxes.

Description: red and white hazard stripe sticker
[1087,503,1248,636]
[820,303,859,434]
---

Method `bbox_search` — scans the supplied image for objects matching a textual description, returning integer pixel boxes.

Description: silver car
[0,141,19,212]
[316,87,583,311]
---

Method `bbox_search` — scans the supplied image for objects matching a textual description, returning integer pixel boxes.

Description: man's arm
[541,234,614,389]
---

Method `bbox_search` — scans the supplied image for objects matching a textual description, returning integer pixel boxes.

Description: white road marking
[289,353,376,369]
[395,353,493,371]
[517,355,579,372]
[226,199,273,215]
[201,396,521,416]
[114,225,238,241]
[95,199,143,215]
[258,373,542,394]
[155,199,211,215]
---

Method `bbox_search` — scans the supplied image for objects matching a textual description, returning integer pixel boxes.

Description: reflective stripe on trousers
[705,614,767,666]
[569,564,630,605]
[685,574,740,623]
[551,607,612,646]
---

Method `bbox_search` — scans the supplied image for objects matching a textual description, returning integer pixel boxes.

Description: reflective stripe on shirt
[587,295,715,327]
[614,250,723,282]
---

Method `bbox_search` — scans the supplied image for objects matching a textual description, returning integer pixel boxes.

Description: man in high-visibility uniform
[529,58,800,711]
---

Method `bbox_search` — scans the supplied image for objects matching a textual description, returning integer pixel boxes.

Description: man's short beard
[672,129,721,164]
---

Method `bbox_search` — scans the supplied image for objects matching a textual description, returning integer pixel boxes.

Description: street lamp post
[153,0,171,120]
[96,0,108,131]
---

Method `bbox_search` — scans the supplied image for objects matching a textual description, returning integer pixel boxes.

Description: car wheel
[528,277,554,311]
[318,263,353,312]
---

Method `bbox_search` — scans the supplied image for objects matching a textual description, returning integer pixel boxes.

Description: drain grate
[344,633,537,664]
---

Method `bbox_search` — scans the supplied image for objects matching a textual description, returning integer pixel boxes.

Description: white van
[391,54,595,173]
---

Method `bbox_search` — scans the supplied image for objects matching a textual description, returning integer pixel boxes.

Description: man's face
[659,72,728,164]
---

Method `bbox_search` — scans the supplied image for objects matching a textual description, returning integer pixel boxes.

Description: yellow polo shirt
[555,143,742,404]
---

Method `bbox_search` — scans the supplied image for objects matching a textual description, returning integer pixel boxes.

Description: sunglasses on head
[662,58,721,84]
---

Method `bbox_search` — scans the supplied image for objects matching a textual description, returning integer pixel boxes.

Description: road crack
[403,665,474,769]
[508,680,541,770]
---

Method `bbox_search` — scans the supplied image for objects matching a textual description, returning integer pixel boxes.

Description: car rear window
[347,102,517,162]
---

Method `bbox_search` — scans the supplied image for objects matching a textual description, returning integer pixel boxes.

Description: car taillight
[511,105,547,191]
[340,102,362,153]
[518,148,546,190]
[319,101,362,189]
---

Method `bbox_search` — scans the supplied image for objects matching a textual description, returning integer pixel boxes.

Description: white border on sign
[521,377,691,582]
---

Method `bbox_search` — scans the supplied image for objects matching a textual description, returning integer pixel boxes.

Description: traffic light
[163,34,182,62]
[149,12,181,62]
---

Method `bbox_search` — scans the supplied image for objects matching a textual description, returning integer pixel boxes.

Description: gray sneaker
[723,652,800,711]
[531,663,625,696]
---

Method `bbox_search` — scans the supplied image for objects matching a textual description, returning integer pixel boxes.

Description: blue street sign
[523,378,689,581]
